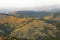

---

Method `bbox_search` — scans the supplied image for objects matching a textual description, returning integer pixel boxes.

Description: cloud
[0,0,60,9]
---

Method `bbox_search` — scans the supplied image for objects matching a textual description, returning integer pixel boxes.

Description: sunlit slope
[0,13,58,40]
[8,17,57,39]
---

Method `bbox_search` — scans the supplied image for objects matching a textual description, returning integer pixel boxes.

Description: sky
[0,0,60,9]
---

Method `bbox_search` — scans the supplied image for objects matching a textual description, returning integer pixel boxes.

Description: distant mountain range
[11,11,51,18]
[0,5,60,20]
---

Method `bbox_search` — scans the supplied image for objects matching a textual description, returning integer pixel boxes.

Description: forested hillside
[0,12,59,40]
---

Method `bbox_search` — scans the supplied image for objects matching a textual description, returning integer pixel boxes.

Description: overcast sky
[0,0,60,9]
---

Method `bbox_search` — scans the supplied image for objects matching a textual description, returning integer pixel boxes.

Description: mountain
[0,10,59,40]
[9,11,51,18]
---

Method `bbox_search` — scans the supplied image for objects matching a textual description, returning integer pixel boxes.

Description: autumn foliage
[0,15,58,40]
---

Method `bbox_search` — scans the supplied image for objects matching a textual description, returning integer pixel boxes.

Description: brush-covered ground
[0,14,60,40]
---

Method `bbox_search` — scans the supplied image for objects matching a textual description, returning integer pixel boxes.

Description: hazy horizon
[0,0,60,9]
[0,0,60,13]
